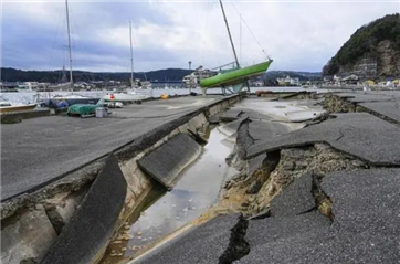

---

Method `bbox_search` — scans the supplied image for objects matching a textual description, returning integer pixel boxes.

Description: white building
[276,75,299,86]
[182,69,217,87]
[21,82,40,91]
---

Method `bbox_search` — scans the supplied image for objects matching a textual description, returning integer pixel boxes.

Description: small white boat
[0,97,37,113]
[102,90,151,103]
[40,93,100,106]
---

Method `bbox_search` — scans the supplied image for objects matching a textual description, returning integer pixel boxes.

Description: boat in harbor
[0,97,37,113]
[40,93,100,107]
[102,91,150,103]
[102,21,152,104]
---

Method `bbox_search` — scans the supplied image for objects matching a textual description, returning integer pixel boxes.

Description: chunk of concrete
[40,154,127,264]
[220,109,243,122]
[137,133,202,190]
[209,115,221,124]
[270,171,315,217]
[248,120,289,140]
[218,118,246,137]
[1,207,57,264]
[247,154,266,178]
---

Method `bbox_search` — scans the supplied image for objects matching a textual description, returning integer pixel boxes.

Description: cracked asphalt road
[1,96,224,201]
[247,113,400,165]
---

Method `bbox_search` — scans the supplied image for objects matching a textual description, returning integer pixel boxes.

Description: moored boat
[0,101,37,113]
[40,94,100,107]
[102,91,151,103]
[0,104,37,113]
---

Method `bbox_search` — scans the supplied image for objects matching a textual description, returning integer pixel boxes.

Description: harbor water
[0,86,350,105]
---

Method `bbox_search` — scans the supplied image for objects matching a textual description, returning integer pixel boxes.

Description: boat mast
[65,0,73,91]
[240,13,242,64]
[218,0,240,68]
[129,21,134,89]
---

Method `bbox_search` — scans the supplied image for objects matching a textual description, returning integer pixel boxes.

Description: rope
[230,2,269,59]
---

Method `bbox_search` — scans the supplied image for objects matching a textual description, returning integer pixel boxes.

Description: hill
[323,13,400,79]
[0,67,194,83]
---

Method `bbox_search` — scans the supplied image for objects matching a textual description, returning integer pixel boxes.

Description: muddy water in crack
[100,127,239,264]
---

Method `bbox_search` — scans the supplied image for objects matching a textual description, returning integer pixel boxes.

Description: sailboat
[102,21,151,103]
[200,0,272,92]
[40,0,101,107]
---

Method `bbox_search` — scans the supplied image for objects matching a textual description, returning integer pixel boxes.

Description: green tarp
[67,104,97,116]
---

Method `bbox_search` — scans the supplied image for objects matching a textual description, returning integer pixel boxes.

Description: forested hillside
[323,13,400,76]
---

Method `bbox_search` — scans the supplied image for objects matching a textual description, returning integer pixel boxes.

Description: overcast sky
[1,0,399,73]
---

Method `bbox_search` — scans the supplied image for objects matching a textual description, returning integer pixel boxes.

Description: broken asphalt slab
[330,92,399,103]
[247,113,400,165]
[220,109,244,122]
[359,101,400,124]
[134,213,247,264]
[40,154,127,264]
[137,133,202,190]
[238,168,400,264]
[270,171,315,217]
[248,120,290,140]
[236,117,298,159]
[238,211,332,264]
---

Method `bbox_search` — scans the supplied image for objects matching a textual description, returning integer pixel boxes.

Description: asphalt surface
[131,92,400,263]
[247,113,400,165]
[240,168,400,264]
[138,169,400,264]
[134,213,243,264]
[1,96,224,201]
[360,101,400,123]
[332,92,400,103]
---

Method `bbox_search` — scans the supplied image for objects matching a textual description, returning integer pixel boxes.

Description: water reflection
[101,127,238,263]
[127,128,238,253]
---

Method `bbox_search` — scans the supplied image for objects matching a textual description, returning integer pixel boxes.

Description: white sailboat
[0,95,37,113]
[39,0,101,107]
[102,21,152,103]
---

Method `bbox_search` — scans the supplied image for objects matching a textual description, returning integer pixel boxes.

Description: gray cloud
[1,0,399,72]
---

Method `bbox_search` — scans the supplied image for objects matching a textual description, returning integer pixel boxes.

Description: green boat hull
[200,60,273,88]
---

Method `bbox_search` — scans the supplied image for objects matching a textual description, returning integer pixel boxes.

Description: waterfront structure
[276,75,300,86]
[182,68,217,87]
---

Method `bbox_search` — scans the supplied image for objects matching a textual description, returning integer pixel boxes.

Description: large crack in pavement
[219,214,250,264]
[311,171,335,223]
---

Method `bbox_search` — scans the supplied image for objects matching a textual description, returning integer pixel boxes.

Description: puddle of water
[235,98,325,121]
[100,127,238,264]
